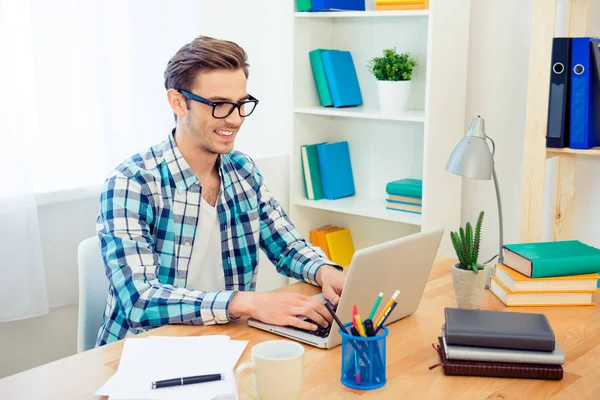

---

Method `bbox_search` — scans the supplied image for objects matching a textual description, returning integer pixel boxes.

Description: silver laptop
[247,228,444,349]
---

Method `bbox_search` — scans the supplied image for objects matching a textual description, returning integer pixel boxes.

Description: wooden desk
[2,258,600,399]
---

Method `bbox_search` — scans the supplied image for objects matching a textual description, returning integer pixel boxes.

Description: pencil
[374,289,400,328]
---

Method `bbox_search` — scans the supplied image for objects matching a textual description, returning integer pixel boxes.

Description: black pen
[151,373,224,389]
[364,319,375,337]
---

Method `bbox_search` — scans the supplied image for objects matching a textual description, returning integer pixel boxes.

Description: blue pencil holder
[339,322,388,390]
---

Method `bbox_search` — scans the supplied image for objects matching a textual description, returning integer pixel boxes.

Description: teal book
[321,50,363,108]
[386,179,422,198]
[503,241,600,278]
[309,49,333,107]
[301,143,325,200]
[296,0,312,12]
[317,141,355,199]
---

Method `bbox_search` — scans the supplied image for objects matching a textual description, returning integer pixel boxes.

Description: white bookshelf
[289,0,472,256]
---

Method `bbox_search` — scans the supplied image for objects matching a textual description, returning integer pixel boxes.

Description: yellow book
[325,228,355,267]
[490,276,596,307]
[376,0,424,4]
[387,194,422,205]
[495,263,600,292]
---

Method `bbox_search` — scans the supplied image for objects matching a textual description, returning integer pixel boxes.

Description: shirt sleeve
[97,173,237,330]
[253,166,342,286]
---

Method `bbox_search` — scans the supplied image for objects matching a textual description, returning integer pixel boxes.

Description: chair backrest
[77,236,109,352]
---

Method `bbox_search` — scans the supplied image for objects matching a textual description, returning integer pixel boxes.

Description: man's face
[182,68,248,155]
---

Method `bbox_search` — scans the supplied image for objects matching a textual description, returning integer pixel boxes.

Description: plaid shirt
[95,132,332,346]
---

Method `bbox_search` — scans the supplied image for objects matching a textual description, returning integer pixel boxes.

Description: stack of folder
[385,178,422,214]
[546,36,600,149]
[309,49,363,108]
[490,240,600,306]
[309,225,355,267]
[301,141,355,200]
[435,308,564,380]
[296,0,366,12]
[375,0,429,11]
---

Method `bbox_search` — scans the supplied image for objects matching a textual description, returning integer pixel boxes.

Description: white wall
[461,0,532,261]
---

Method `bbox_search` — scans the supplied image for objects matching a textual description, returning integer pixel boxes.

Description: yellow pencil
[354,314,367,337]
[374,289,400,327]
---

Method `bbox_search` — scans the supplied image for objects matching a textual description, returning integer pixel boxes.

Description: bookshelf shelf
[290,0,471,255]
[293,106,425,122]
[546,147,600,157]
[293,197,423,225]
[294,10,429,19]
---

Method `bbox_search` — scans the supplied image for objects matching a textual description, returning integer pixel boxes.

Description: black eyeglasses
[178,89,259,119]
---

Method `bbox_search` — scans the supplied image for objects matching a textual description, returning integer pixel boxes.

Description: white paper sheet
[96,335,248,400]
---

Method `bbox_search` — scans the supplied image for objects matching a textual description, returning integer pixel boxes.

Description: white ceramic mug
[235,340,304,400]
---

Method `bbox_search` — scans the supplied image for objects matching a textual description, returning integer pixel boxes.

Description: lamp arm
[486,136,504,264]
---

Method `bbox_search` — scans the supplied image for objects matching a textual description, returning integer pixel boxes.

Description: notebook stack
[385,178,422,214]
[301,141,355,200]
[490,240,600,307]
[296,0,366,13]
[309,225,355,267]
[309,48,363,108]
[375,0,429,11]
[436,308,564,380]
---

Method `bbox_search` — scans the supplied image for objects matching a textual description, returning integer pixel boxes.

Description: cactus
[450,211,485,273]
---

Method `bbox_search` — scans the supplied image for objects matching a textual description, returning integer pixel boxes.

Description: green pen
[368,292,384,321]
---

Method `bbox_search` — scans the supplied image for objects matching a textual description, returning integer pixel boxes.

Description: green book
[385,179,422,198]
[301,143,325,200]
[503,240,600,278]
[296,0,312,12]
[309,49,333,107]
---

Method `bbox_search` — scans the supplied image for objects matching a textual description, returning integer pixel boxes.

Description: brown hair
[164,35,249,93]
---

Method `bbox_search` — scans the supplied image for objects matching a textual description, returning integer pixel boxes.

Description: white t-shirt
[185,196,226,292]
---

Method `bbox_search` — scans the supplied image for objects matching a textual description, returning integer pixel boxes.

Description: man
[95,36,346,346]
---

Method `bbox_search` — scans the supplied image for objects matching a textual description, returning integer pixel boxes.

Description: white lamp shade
[445,136,492,180]
[445,116,493,180]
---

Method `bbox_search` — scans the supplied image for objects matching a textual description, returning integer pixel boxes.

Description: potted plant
[450,211,488,309]
[367,48,417,114]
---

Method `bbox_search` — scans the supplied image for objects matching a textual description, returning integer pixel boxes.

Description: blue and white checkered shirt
[95,132,332,346]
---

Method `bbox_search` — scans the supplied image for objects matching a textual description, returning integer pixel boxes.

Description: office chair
[77,236,108,352]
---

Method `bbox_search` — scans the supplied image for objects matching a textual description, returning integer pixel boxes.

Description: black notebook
[444,308,555,352]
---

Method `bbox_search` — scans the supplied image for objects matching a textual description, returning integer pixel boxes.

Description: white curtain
[0,0,49,322]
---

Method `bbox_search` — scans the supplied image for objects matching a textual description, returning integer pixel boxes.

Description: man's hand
[229,291,333,331]
[316,265,347,306]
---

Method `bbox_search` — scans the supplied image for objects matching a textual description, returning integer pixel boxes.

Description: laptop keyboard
[287,303,336,338]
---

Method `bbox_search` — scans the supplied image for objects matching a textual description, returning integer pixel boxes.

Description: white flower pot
[376,80,411,114]
[451,263,487,310]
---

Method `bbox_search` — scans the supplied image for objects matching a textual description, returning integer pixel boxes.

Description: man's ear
[167,89,186,119]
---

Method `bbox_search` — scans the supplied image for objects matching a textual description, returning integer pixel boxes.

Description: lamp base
[484,265,495,290]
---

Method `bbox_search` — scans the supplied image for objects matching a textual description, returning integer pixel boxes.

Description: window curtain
[0,0,49,322]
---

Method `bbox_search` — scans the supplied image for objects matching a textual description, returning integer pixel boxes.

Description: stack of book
[309,225,355,267]
[309,48,363,108]
[301,141,355,201]
[490,240,600,306]
[375,0,429,11]
[435,308,564,380]
[385,178,422,214]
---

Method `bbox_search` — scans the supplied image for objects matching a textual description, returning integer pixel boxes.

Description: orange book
[309,225,339,259]
[495,263,600,292]
[375,0,428,10]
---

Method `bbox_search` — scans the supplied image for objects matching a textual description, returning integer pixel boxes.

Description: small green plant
[450,211,485,273]
[367,48,418,81]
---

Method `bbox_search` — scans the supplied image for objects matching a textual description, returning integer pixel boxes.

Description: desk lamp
[445,115,504,287]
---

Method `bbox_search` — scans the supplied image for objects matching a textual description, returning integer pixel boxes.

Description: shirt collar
[162,129,226,193]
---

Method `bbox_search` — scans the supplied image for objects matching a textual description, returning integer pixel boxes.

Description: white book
[442,335,565,365]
